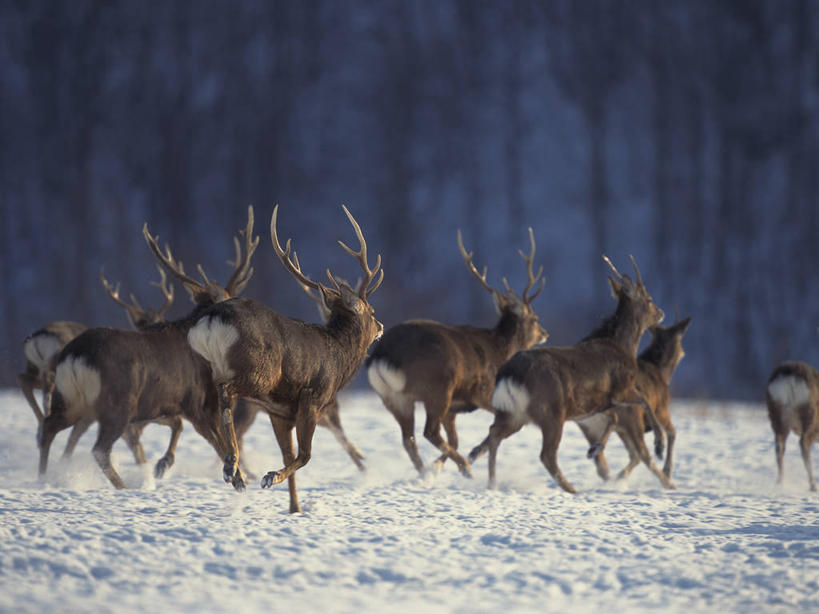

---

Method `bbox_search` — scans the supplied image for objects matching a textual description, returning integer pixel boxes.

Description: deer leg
[422,408,472,478]
[153,416,184,478]
[232,399,259,480]
[61,416,94,458]
[468,433,490,464]
[622,420,675,489]
[433,411,460,472]
[217,384,243,487]
[662,422,676,478]
[537,419,577,494]
[383,394,424,473]
[799,433,817,492]
[92,420,128,489]
[267,414,300,513]
[38,412,70,479]
[261,399,319,497]
[319,400,366,472]
[122,423,148,465]
[486,413,524,489]
[774,430,787,485]
[614,429,641,480]
[19,371,45,425]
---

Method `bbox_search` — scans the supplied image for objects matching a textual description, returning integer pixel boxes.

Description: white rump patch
[55,356,101,419]
[575,412,613,441]
[367,360,406,398]
[492,378,530,421]
[24,334,61,371]
[187,317,239,382]
[768,375,812,433]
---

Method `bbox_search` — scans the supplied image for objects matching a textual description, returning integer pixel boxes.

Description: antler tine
[270,205,323,292]
[601,254,624,281]
[518,227,545,304]
[338,205,382,298]
[100,268,129,309]
[457,229,501,298]
[291,251,325,303]
[628,254,644,286]
[225,205,260,297]
[142,223,209,299]
[149,266,175,315]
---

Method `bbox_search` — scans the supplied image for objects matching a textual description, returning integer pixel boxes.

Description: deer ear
[675,316,692,334]
[608,276,622,300]
[492,292,505,315]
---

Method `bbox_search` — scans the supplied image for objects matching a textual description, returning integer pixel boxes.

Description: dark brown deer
[365,229,547,477]
[473,255,671,494]
[578,316,691,482]
[187,205,383,512]
[766,361,819,491]
[38,208,258,488]
[20,267,175,463]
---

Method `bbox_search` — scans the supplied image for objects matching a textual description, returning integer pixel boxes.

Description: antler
[518,227,545,304]
[100,268,143,324]
[628,254,644,286]
[224,206,259,298]
[270,205,326,294]
[100,266,175,325]
[457,229,502,300]
[334,205,383,299]
[602,254,624,281]
[143,223,217,302]
[149,266,175,316]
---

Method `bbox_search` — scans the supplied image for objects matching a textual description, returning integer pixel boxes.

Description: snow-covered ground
[0,389,817,613]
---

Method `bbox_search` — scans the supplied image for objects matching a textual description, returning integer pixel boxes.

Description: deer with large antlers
[187,205,383,512]
[471,255,671,494]
[365,228,548,477]
[38,208,258,488]
[578,316,691,482]
[20,267,175,463]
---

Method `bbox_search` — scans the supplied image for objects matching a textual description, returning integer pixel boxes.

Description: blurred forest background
[2,0,818,399]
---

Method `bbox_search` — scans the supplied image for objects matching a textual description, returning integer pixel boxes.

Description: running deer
[20,267,175,462]
[472,255,671,494]
[187,205,383,512]
[365,228,547,477]
[38,207,258,488]
[766,360,819,491]
[579,316,691,482]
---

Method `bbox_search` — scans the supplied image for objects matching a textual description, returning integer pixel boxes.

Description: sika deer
[20,267,175,462]
[473,255,671,494]
[766,361,819,491]
[366,229,547,477]
[38,208,258,488]
[187,205,383,512]
[579,316,691,482]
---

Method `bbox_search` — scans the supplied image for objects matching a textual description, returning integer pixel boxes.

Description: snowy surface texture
[1,389,817,613]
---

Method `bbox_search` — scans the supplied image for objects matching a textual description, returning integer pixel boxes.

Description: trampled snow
[1,390,817,613]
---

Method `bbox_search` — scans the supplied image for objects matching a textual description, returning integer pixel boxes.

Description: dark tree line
[2,0,818,399]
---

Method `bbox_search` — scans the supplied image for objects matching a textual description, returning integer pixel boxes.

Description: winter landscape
[1,389,817,614]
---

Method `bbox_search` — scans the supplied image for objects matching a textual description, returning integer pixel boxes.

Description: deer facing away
[472,255,670,494]
[766,360,819,491]
[187,205,383,512]
[38,208,258,488]
[578,316,691,482]
[365,228,547,477]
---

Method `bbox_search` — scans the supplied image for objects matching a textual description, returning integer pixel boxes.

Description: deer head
[100,266,175,329]
[271,205,384,349]
[603,254,664,332]
[457,228,548,348]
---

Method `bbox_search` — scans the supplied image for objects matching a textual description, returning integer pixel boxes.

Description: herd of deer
[18,206,818,513]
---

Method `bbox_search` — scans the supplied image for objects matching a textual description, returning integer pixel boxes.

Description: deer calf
[766,361,819,491]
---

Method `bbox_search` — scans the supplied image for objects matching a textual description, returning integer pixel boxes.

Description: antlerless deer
[187,205,383,512]
[473,255,672,494]
[766,360,819,491]
[38,208,259,489]
[578,316,691,482]
[366,228,547,477]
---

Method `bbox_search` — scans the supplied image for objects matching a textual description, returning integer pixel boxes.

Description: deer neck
[490,310,526,361]
[326,310,370,364]
[602,300,646,356]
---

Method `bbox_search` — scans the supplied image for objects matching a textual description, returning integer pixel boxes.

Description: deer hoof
[232,472,246,492]
[154,455,174,479]
[261,471,284,489]
[587,443,603,459]
[223,455,238,483]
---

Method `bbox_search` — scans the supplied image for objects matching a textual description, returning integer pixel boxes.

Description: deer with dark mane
[578,315,691,482]
[38,208,258,488]
[187,205,383,512]
[470,255,672,494]
[21,267,175,464]
[365,229,547,477]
